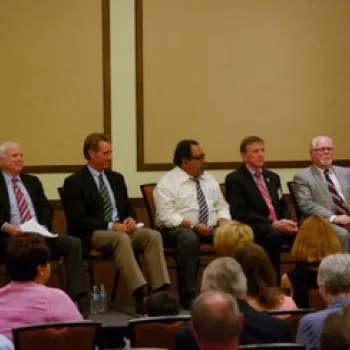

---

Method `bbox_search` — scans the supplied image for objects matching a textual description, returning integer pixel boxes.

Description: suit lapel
[82,166,104,209]
[332,166,350,206]
[0,173,10,217]
[310,165,334,208]
[241,165,268,209]
[105,171,123,215]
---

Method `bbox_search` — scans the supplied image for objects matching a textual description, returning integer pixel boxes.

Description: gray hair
[310,136,334,151]
[317,253,350,295]
[192,290,240,344]
[0,142,19,158]
[201,257,247,297]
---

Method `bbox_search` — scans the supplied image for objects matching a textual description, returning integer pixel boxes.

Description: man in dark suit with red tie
[225,136,297,276]
[0,142,87,311]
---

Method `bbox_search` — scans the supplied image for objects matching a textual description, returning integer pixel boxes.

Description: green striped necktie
[99,174,113,221]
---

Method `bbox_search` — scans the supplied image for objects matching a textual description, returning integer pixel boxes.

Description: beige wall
[32,1,329,199]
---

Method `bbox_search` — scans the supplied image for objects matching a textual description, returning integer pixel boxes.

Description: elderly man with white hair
[294,136,350,252]
[296,253,350,350]
[175,257,291,349]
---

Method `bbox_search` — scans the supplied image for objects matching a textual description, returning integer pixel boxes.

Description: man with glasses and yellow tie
[154,139,231,309]
[294,136,350,253]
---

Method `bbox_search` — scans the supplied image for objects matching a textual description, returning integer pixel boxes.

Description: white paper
[19,219,58,238]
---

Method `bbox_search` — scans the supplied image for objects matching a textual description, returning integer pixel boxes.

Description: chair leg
[110,270,120,301]
[58,257,65,290]
[88,262,94,291]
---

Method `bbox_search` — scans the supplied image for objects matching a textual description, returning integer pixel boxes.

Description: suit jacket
[296,296,350,350]
[63,166,136,254]
[294,165,350,219]
[175,299,292,349]
[0,173,53,254]
[225,164,291,233]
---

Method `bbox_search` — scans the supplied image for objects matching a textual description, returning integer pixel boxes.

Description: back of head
[234,243,279,308]
[318,253,350,296]
[292,215,341,262]
[145,291,180,317]
[5,235,50,281]
[201,257,247,297]
[214,221,254,257]
[192,290,240,347]
[320,312,350,350]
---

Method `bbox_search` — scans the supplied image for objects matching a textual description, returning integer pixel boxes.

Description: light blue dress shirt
[1,172,37,227]
[87,165,120,229]
[0,335,14,350]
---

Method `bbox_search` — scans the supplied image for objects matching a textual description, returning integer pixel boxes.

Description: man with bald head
[0,142,87,311]
[294,136,350,252]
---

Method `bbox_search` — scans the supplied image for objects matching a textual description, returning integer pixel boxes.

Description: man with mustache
[294,136,350,252]
[154,139,231,309]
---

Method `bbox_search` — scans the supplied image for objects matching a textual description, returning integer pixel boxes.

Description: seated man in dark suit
[0,142,87,311]
[225,135,297,275]
[175,257,291,349]
[63,132,170,313]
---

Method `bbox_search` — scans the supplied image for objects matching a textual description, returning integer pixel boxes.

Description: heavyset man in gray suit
[294,136,350,252]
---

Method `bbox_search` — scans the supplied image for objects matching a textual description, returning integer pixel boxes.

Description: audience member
[154,139,231,309]
[319,312,350,350]
[0,335,13,350]
[63,133,170,314]
[145,291,179,317]
[296,253,350,350]
[234,243,297,317]
[175,257,291,349]
[225,136,297,276]
[0,142,87,312]
[0,235,82,341]
[294,136,350,252]
[214,220,253,257]
[189,291,241,350]
[281,216,341,307]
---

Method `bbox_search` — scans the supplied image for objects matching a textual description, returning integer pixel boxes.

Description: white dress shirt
[154,167,231,228]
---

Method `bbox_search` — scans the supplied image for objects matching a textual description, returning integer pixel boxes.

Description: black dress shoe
[76,296,90,319]
[135,297,146,314]
[180,297,194,311]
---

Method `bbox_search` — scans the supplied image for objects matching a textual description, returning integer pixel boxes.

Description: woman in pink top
[235,243,297,318]
[0,235,83,341]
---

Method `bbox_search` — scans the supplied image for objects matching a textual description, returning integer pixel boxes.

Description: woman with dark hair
[0,235,82,341]
[235,243,297,317]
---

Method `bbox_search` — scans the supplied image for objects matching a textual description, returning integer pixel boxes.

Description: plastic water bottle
[90,285,99,315]
[99,284,108,313]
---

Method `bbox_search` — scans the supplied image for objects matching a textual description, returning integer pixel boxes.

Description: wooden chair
[140,183,216,293]
[287,181,302,223]
[57,187,120,300]
[239,345,305,349]
[13,321,100,350]
[265,309,314,341]
[128,315,191,350]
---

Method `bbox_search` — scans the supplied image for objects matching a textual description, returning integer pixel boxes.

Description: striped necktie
[254,171,278,221]
[12,177,32,223]
[193,178,209,224]
[324,169,349,215]
[98,174,113,221]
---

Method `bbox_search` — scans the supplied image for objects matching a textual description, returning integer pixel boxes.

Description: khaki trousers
[92,228,170,294]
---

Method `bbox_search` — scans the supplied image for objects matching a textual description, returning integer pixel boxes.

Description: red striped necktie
[254,171,278,221]
[12,177,32,223]
[324,169,349,215]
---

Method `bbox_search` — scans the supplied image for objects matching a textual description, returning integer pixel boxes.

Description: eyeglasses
[191,153,206,160]
[312,147,334,153]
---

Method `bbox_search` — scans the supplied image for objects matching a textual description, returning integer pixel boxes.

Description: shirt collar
[2,172,20,185]
[313,164,333,175]
[245,164,262,177]
[175,166,206,184]
[327,296,350,309]
[87,165,104,178]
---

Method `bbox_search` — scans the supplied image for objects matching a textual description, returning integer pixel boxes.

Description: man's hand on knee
[112,223,128,233]
[123,217,137,233]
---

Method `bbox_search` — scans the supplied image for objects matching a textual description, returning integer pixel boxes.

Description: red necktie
[324,169,349,215]
[12,177,32,223]
[254,171,278,221]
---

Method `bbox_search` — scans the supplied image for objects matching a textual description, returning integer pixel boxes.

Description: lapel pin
[266,178,270,183]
